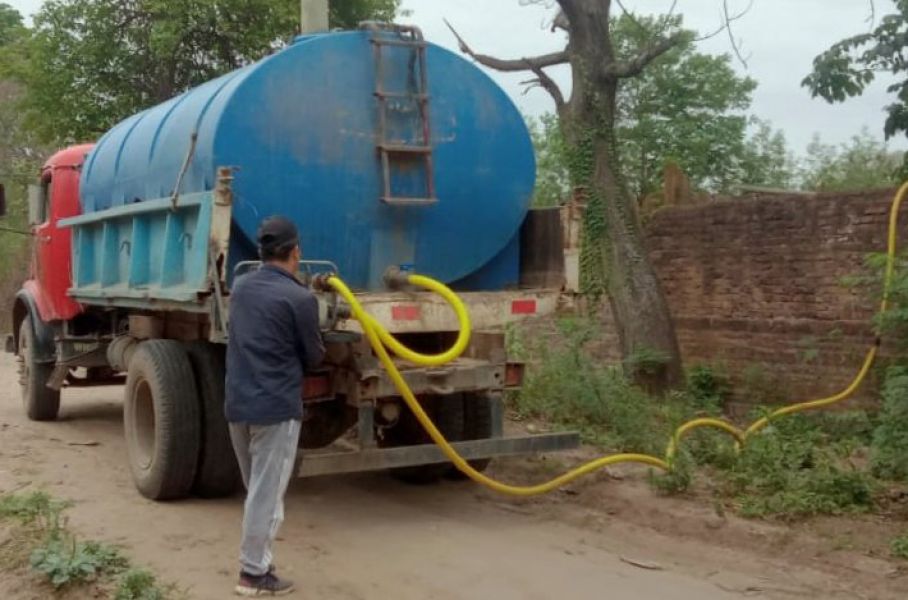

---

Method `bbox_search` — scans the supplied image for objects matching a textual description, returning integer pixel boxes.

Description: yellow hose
[327,181,908,495]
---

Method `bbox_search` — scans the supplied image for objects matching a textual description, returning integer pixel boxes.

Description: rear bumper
[297,431,581,477]
[352,358,505,398]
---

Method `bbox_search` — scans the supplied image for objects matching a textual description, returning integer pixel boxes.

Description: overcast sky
[8,0,902,153]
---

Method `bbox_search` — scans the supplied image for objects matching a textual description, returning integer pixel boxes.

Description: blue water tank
[80,30,536,290]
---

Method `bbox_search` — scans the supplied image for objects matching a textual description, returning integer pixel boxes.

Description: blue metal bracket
[59,191,220,308]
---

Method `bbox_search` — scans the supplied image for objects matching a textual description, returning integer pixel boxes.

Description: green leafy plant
[0,490,69,530]
[892,533,908,560]
[0,491,173,594]
[739,364,786,406]
[513,318,722,457]
[686,363,730,410]
[871,366,908,480]
[721,415,876,519]
[30,536,128,589]
[115,568,168,600]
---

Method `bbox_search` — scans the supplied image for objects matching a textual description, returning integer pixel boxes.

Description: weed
[0,491,171,595]
[872,366,908,481]
[513,318,724,458]
[650,448,694,495]
[686,363,731,409]
[115,568,170,600]
[892,533,908,560]
[739,364,785,406]
[0,491,69,530]
[504,321,528,361]
[30,536,128,589]
[721,415,876,519]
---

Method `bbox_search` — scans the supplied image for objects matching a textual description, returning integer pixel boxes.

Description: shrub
[871,366,908,480]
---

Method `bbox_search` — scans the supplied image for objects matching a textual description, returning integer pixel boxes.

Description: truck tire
[387,395,464,484]
[124,340,200,500]
[18,316,60,421]
[446,392,495,480]
[183,342,241,498]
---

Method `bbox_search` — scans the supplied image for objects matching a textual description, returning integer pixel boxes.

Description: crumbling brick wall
[642,188,899,410]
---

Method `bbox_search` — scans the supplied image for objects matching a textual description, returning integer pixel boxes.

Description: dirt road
[0,353,904,599]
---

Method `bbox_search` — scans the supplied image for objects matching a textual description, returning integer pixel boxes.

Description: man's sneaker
[235,570,295,596]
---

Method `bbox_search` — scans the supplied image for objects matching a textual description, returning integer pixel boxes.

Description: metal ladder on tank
[365,23,437,206]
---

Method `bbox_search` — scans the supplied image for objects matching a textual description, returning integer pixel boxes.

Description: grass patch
[892,533,908,560]
[509,317,894,522]
[720,415,877,519]
[115,568,176,600]
[872,366,908,481]
[0,490,179,597]
[510,317,727,456]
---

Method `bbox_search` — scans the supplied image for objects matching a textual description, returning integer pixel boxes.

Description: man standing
[226,216,325,596]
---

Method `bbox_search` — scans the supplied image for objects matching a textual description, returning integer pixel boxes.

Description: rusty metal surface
[363,357,504,398]
[520,208,565,289]
[296,431,581,477]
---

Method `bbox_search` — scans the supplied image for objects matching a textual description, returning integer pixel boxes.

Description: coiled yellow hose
[327,182,908,495]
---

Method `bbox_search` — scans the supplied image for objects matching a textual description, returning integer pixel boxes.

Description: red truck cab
[24,144,93,323]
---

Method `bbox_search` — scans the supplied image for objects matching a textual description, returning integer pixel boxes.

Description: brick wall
[642,188,900,409]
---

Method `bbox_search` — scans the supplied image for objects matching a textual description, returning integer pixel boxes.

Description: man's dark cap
[257,216,299,254]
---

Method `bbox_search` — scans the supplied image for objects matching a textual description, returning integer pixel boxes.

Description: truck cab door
[28,168,82,321]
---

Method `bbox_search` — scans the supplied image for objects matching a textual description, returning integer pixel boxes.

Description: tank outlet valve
[383,266,411,290]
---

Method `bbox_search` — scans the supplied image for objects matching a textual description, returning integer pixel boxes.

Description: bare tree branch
[723,0,751,69]
[525,60,566,111]
[444,18,567,109]
[694,0,753,43]
[607,31,686,78]
[614,0,648,34]
[867,0,877,30]
[444,18,569,72]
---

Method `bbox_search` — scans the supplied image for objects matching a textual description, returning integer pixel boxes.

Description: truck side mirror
[27,184,43,226]
[0,183,6,218]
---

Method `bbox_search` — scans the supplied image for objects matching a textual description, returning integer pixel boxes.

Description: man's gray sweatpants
[229,419,301,576]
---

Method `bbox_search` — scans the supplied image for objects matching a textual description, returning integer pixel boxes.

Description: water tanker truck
[1,23,579,500]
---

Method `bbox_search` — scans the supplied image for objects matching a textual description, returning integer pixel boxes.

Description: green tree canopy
[7,0,401,144]
[611,14,756,200]
[800,128,901,192]
[527,14,793,206]
[739,117,798,190]
[527,113,569,207]
[803,1,908,142]
[331,0,400,27]
[0,2,24,46]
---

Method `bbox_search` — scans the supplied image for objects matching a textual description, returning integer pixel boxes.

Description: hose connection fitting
[383,265,411,290]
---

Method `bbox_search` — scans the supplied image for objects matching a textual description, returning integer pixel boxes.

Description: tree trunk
[446,0,686,391]
[559,0,684,391]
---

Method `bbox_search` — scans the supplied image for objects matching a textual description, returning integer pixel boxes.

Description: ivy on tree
[448,1,701,390]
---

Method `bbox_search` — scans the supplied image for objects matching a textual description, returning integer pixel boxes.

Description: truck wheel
[18,316,60,421]
[184,342,241,498]
[387,395,464,484]
[446,392,495,480]
[124,340,200,500]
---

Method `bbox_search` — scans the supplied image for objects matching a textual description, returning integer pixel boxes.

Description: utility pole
[301,0,329,34]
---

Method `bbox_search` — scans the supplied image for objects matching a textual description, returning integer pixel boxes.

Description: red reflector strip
[511,299,537,315]
[391,305,421,321]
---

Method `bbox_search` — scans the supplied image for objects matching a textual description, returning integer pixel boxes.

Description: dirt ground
[0,353,906,599]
